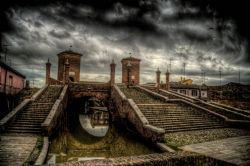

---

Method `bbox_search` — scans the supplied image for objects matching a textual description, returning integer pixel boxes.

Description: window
[180,90,186,94]
[192,90,197,96]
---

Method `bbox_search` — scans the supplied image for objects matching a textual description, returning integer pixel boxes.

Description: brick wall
[57,51,81,82]
[121,57,140,85]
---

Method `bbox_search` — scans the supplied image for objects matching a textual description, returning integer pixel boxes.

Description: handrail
[112,85,165,141]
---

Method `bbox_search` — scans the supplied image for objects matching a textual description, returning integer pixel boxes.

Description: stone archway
[69,76,74,82]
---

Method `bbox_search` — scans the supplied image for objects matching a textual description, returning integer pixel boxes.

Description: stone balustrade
[41,85,68,136]
[112,85,165,142]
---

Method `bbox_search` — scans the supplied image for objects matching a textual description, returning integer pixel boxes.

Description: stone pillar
[45,58,51,85]
[64,59,70,84]
[110,59,116,86]
[156,68,161,90]
[165,70,170,91]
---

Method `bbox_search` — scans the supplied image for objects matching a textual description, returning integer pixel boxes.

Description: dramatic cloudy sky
[1,0,250,87]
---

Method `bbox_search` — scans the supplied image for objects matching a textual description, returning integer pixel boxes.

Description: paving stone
[0,135,37,166]
[180,135,250,166]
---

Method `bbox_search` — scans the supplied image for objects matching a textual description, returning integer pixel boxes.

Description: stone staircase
[156,89,250,120]
[4,86,62,134]
[118,85,224,133]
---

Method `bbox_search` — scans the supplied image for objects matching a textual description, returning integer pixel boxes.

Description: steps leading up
[118,85,224,133]
[4,86,62,134]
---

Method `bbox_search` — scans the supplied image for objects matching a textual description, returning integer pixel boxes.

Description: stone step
[15,117,47,121]
[8,123,41,127]
[164,125,224,133]
[6,129,41,133]
[17,114,48,118]
[159,123,222,129]
[148,118,219,123]
[142,112,203,116]
[18,112,50,116]
[144,115,207,118]
[7,126,41,131]
[150,122,220,127]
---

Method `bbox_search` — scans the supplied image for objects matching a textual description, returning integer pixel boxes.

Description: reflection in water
[90,111,109,126]
[79,114,109,137]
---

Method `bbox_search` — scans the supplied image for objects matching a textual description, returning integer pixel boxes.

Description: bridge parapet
[69,82,110,99]
[41,85,68,136]
[112,85,165,142]
[69,82,110,92]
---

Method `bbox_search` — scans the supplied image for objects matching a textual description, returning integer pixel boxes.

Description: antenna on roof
[1,42,11,63]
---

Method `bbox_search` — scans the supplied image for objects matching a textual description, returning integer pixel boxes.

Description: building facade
[170,82,208,99]
[121,56,141,85]
[0,61,26,95]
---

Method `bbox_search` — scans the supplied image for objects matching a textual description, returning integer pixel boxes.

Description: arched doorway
[69,76,74,82]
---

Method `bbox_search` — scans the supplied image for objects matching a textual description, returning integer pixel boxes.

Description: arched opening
[69,76,74,82]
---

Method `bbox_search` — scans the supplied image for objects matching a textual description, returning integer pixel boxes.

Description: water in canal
[47,106,158,163]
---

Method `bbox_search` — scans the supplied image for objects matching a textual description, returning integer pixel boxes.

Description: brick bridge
[0,82,250,165]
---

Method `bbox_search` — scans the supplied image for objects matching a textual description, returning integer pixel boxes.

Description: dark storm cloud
[49,30,71,39]
[1,0,250,85]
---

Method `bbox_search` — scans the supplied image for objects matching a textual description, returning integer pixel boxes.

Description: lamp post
[127,62,132,88]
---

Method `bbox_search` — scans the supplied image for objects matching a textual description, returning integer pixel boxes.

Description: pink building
[0,61,26,95]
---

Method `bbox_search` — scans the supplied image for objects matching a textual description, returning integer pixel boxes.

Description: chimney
[156,68,161,90]
[110,59,116,86]
[45,58,51,85]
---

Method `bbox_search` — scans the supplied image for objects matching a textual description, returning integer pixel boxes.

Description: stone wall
[57,51,81,82]
[121,57,140,85]
[49,78,63,85]
[48,152,234,166]
[111,85,165,142]
[69,82,110,100]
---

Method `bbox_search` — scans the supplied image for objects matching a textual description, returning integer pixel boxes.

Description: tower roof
[57,50,82,57]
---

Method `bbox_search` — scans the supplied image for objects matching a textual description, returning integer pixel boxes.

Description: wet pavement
[180,135,250,166]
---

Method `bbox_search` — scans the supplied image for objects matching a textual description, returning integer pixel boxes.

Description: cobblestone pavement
[165,128,250,148]
[0,135,37,166]
[180,135,250,166]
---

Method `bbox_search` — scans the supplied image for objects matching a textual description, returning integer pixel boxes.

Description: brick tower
[45,58,51,84]
[110,59,116,86]
[57,50,82,82]
[121,56,141,85]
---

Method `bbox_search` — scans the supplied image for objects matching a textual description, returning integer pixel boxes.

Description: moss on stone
[23,136,43,166]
